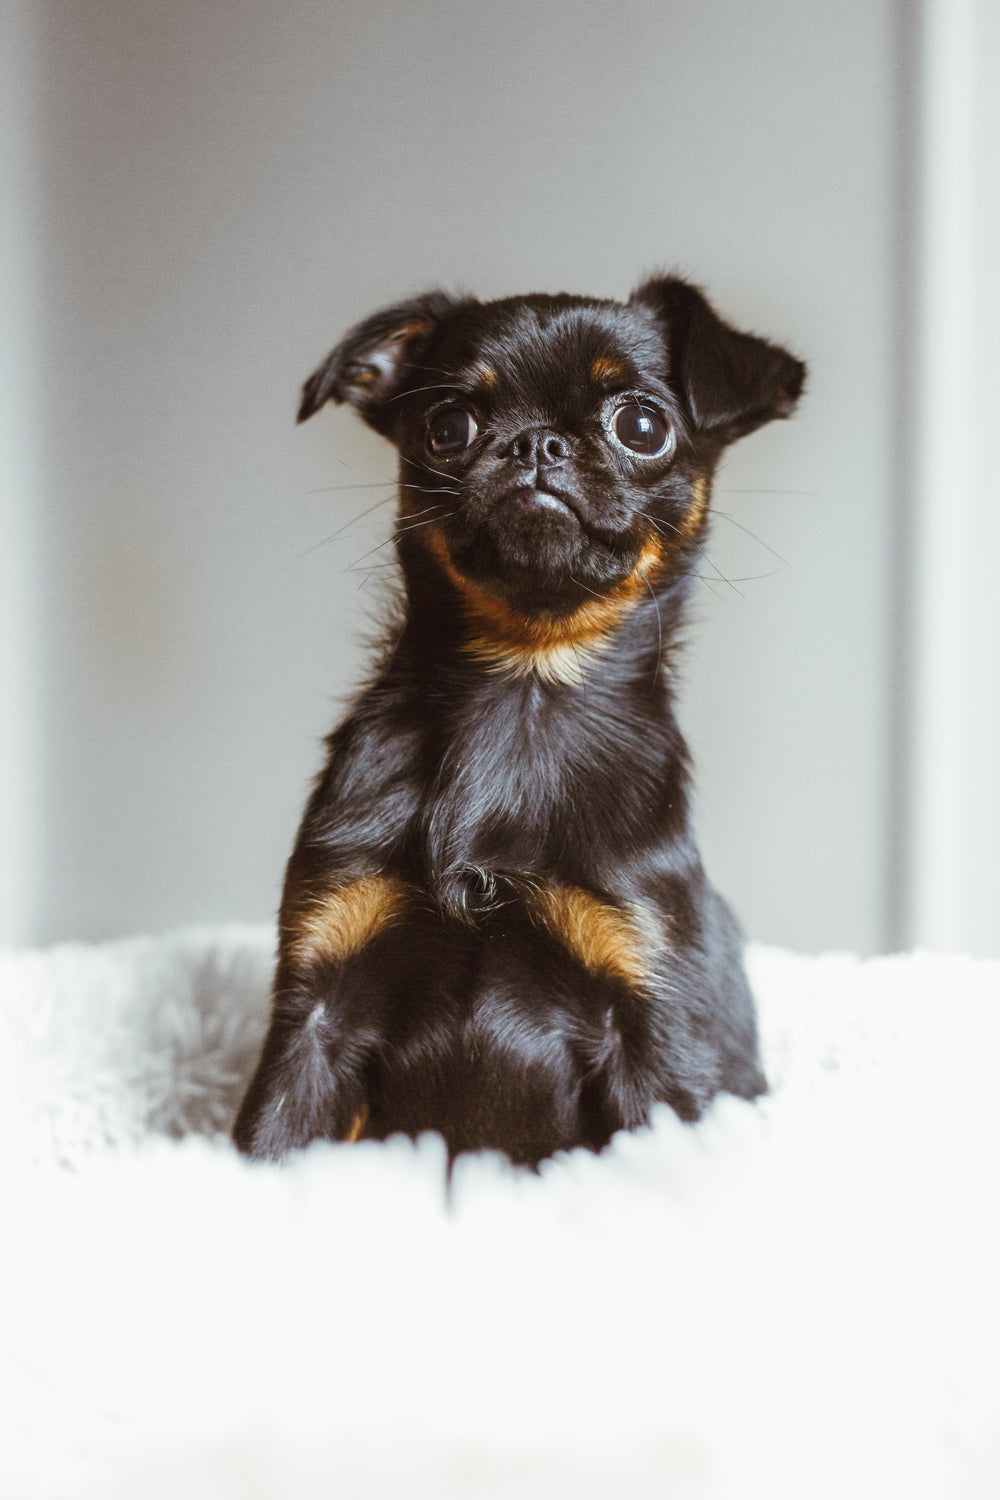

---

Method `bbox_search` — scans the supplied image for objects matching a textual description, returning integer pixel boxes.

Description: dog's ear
[631,275,805,445]
[297,291,460,435]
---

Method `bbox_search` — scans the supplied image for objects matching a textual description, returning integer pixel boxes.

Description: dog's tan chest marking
[529,883,655,985]
[289,875,412,969]
[423,528,665,685]
[291,868,655,989]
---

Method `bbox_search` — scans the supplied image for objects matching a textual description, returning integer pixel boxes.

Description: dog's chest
[420,677,654,883]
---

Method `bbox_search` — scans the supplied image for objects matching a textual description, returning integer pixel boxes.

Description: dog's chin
[440,490,632,616]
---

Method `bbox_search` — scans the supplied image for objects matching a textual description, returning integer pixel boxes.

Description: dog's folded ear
[297,291,460,434]
[631,276,806,445]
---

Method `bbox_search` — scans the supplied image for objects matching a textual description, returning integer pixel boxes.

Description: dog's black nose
[506,428,570,468]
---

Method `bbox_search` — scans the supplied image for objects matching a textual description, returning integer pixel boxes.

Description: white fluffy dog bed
[1,929,998,1498]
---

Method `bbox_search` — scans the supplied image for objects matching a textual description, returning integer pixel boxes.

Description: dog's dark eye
[427,408,478,455]
[612,404,671,457]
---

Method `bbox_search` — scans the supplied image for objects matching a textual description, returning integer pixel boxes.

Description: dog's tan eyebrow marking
[288,875,412,969]
[476,363,498,389]
[528,883,655,985]
[591,356,626,383]
[389,319,430,344]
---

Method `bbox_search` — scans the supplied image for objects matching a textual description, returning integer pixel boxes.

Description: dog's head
[299,278,804,629]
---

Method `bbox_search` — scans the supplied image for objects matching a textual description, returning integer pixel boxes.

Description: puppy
[234,275,805,1167]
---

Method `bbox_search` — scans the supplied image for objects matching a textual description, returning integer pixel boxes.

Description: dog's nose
[506,428,570,468]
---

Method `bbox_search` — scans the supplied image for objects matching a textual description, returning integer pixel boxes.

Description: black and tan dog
[234,275,805,1167]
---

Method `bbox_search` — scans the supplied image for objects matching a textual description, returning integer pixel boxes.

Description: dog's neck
[371,544,699,910]
[393,521,695,694]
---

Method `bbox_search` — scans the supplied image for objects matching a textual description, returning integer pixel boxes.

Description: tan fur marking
[290,875,411,969]
[468,638,602,687]
[344,1106,368,1143]
[390,319,429,344]
[477,363,498,389]
[530,884,651,985]
[591,356,625,383]
[423,528,665,685]
[677,474,711,538]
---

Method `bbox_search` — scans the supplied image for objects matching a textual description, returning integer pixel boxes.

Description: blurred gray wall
[5,0,905,952]
[1,0,44,944]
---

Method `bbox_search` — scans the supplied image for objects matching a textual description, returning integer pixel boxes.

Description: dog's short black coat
[233,275,805,1167]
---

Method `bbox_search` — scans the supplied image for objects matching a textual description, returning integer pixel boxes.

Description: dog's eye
[612,403,672,457]
[427,408,478,455]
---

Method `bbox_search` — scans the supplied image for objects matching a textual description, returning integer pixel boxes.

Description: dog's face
[299,278,804,620]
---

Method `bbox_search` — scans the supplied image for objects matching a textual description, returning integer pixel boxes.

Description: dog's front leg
[232,872,411,1159]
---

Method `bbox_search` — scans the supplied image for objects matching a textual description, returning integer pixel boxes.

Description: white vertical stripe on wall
[907,0,1000,955]
[0,1,42,946]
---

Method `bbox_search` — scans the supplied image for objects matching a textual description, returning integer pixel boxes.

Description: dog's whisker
[712,510,792,568]
[384,382,465,404]
[300,484,457,559]
[397,508,456,531]
[297,495,402,556]
[396,503,450,522]
[353,567,386,592]
[348,535,401,566]
[312,499,454,561]
[567,573,613,603]
[396,362,460,379]
[417,461,462,485]
[401,484,462,497]
[298,524,383,559]
[348,509,456,568]
[351,525,434,568]
[694,572,727,600]
[701,564,745,599]
[303,480,397,495]
[637,512,747,599]
[345,560,399,578]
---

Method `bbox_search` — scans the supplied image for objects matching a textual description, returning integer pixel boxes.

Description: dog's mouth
[501,483,581,526]
[420,466,646,616]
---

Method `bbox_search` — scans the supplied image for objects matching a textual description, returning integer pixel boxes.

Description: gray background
[5,0,906,952]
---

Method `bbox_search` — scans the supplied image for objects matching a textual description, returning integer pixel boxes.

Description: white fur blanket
[1,929,998,1498]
